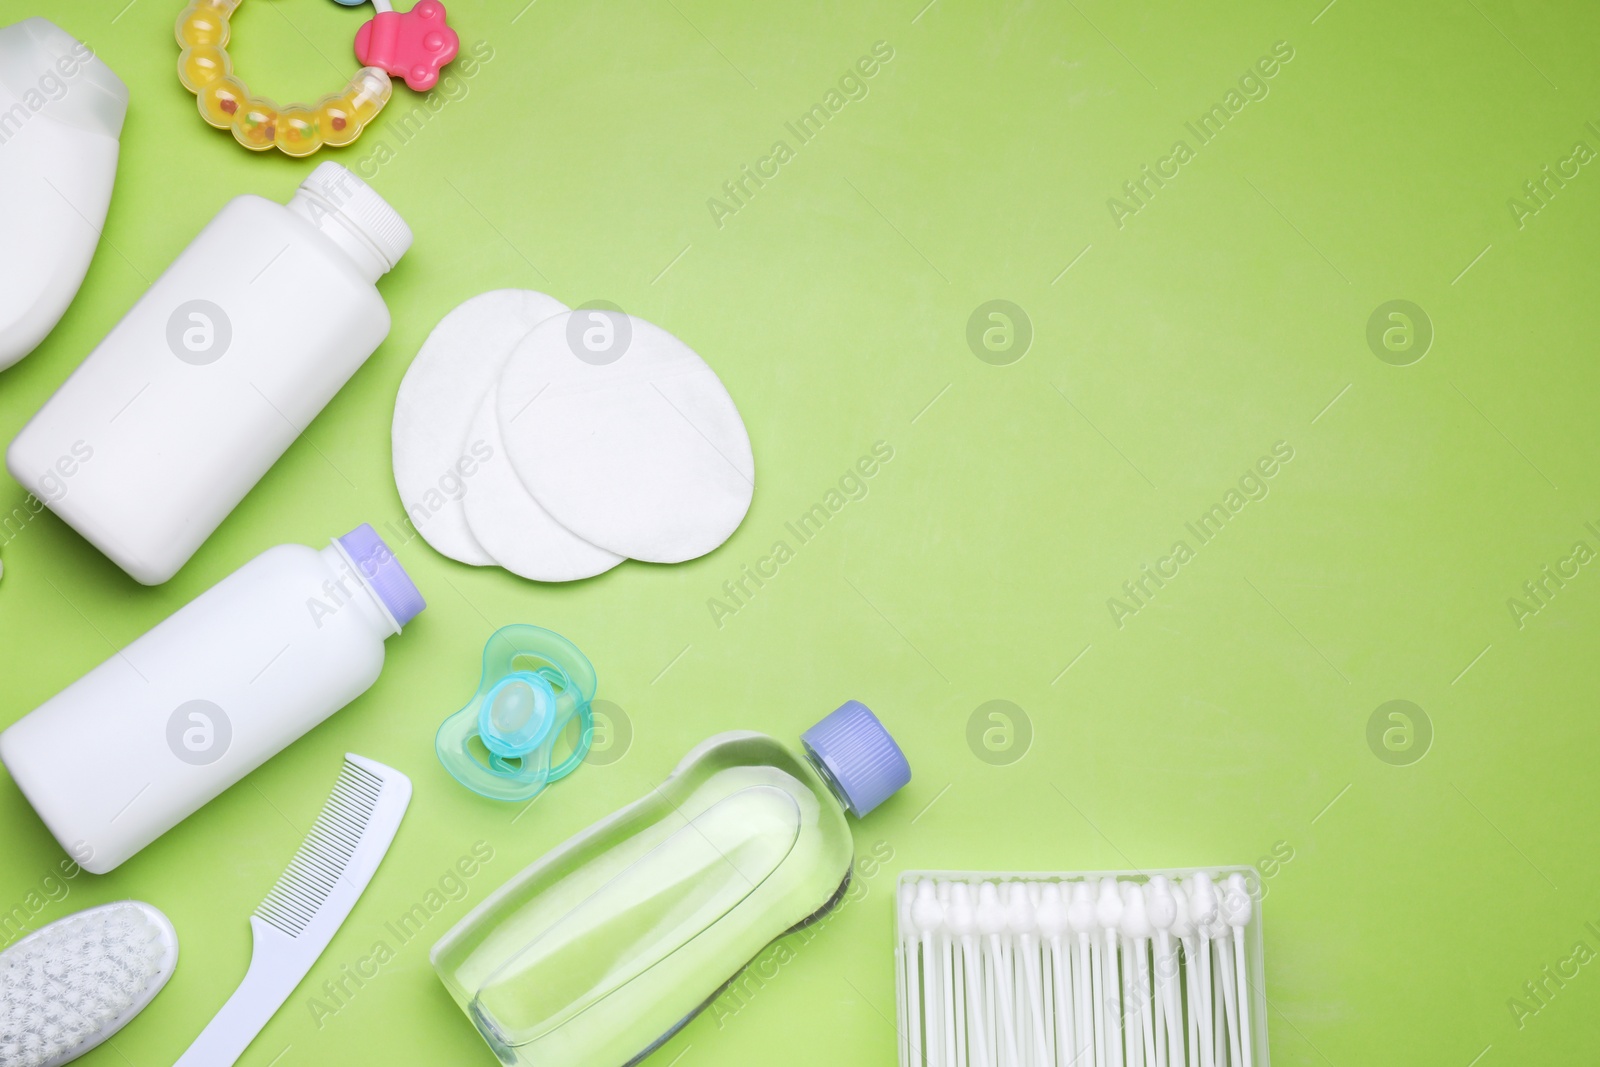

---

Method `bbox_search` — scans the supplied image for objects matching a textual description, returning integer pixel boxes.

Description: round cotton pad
[496,311,755,563]
[392,290,568,566]
[462,387,625,582]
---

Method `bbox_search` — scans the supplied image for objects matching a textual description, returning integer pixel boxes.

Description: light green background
[3,0,1598,1063]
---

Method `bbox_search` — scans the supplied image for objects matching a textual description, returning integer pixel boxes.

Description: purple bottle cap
[338,523,425,630]
[801,700,911,818]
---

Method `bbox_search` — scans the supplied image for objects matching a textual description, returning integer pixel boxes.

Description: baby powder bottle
[5,162,411,584]
[430,701,911,1067]
[0,524,424,874]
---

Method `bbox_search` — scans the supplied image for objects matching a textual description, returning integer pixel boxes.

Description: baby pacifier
[436,625,597,802]
[174,0,459,156]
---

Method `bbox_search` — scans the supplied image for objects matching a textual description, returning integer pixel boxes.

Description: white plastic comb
[0,900,177,1067]
[173,754,411,1067]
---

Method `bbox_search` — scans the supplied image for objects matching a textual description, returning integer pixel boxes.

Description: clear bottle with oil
[430,701,910,1067]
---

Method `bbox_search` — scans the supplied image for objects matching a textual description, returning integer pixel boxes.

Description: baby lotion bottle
[0,524,424,874]
[0,17,128,370]
[431,701,911,1067]
[6,162,410,584]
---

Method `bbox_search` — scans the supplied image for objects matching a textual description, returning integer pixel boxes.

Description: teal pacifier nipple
[436,624,597,801]
[481,674,554,757]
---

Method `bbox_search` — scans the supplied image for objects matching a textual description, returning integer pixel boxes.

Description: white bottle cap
[0,18,129,139]
[288,162,412,283]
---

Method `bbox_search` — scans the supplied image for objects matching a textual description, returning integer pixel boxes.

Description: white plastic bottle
[5,162,411,584]
[0,523,425,875]
[0,17,128,370]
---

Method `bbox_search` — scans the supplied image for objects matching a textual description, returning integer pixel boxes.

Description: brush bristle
[0,902,175,1067]
[255,758,384,937]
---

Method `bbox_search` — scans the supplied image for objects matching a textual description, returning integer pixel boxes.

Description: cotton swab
[1168,884,1201,1067]
[1067,882,1102,1067]
[1223,874,1255,1067]
[899,882,916,1067]
[1006,882,1052,1065]
[1035,883,1077,1067]
[1209,945,1225,1067]
[1094,878,1125,1067]
[949,890,964,1067]
[975,883,1001,1066]
[911,881,943,1067]
[1206,911,1241,1067]
[1009,883,1038,1066]
[1186,874,1219,1067]
[938,881,960,1067]
[1130,884,1165,1067]
[1143,878,1182,1067]
[895,873,1264,1067]
[1119,881,1156,1067]
[977,883,1022,1067]
[949,882,992,1067]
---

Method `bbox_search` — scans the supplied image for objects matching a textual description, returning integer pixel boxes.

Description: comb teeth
[255,758,385,937]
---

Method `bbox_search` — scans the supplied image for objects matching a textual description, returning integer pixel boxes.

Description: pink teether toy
[355,0,459,92]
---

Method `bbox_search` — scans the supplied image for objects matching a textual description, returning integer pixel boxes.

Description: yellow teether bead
[275,106,321,157]
[178,44,230,92]
[313,96,361,148]
[176,5,230,49]
[232,97,279,151]
[197,74,249,129]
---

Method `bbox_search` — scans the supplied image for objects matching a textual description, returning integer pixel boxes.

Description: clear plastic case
[894,867,1269,1067]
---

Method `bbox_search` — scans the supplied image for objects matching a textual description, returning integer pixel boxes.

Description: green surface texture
[2,0,1598,1064]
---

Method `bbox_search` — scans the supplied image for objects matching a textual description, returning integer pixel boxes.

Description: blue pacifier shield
[436,625,597,801]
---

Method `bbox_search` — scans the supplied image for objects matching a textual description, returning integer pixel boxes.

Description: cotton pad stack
[393,292,755,581]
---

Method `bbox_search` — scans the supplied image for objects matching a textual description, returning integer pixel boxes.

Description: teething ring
[174,0,458,157]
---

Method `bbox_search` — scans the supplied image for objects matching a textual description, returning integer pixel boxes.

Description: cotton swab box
[896,870,1269,1067]
[0,901,177,1067]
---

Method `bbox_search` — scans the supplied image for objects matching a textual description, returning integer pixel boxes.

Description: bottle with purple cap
[0,524,424,875]
[430,700,912,1067]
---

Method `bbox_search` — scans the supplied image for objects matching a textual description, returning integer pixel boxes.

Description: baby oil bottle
[431,700,911,1067]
